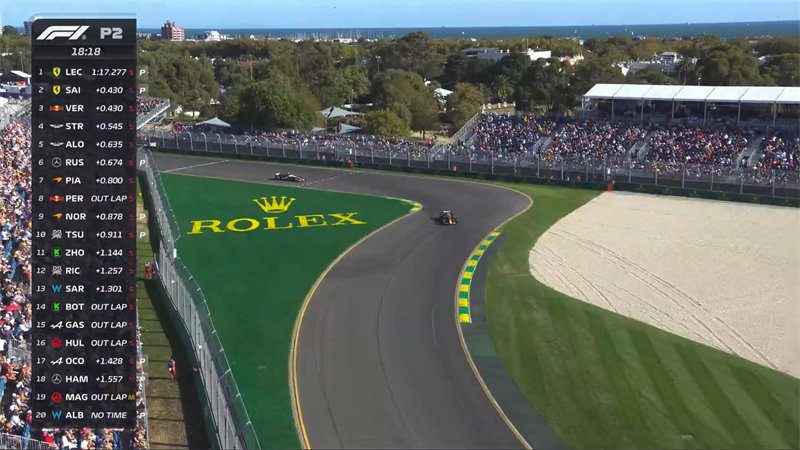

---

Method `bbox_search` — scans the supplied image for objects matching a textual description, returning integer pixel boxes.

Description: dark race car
[274,172,306,183]
[435,210,458,226]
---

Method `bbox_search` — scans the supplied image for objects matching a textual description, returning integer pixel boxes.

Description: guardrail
[137,148,260,450]
[141,130,800,203]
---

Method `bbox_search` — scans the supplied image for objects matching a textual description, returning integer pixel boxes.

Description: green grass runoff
[485,184,799,449]
[159,173,412,448]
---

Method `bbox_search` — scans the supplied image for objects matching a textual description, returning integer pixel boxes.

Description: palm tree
[678,58,698,85]
[492,75,513,103]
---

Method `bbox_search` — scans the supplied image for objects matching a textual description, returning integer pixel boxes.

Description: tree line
[1,30,798,137]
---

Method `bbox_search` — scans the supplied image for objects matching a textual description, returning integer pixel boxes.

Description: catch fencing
[7,341,31,365]
[0,432,54,450]
[136,99,171,129]
[137,148,260,450]
[142,130,800,200]
[0,99,31,128]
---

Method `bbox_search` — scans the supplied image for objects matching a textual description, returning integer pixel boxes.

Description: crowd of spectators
[169,122,433,158]
[166,113,799,186]
[135,98,167,117]
[467,114,558,160]
[756,130,800,173]
[0,119,35,447]
[0,111,149,448]
[0,120,32,360]
[545,120,647,163]
[455,114,793,180]
[646,125,753,170]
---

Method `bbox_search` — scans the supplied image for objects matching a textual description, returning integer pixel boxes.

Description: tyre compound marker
[457,232,501,324]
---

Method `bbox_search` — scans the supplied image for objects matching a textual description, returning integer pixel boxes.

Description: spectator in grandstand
[546,120,646,162]
[169,122,433,159]
[646,125,752,174]
[136,97,165,116]
[0,111,152,448]
[757,130,799,173]
[470,114,558,160]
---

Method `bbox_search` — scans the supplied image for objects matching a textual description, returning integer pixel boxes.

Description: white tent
[197,117,231,127]
[319,106,362,119]
[338,123,361,134]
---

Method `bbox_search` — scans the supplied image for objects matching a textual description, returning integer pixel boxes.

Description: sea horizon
[136,19,800,40]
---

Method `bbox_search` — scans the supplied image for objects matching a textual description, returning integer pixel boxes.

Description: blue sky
[3,0,799,28]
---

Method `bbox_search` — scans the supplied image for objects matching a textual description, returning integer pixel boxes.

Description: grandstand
[0,97,169,449]
[582,83,800,126]
[425,84,799,194]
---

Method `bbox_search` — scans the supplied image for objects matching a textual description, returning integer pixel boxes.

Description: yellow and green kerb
[458,231,501,324]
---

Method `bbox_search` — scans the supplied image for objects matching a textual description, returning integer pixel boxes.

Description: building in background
[525,49,552,61]
[197,30,231,41]
[161,21,185,41]
[23,20,33,36]
[460,47,508,63]
[460,47,556,63]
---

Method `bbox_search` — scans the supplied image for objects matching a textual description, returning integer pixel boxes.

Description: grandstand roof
[775,87,800,104]
[672,85,715,102]
[707,86,749,103]
[612,84,652,100]
[584,84,623,98]
[641,84,684,101]
[584,83,800,104]
[739,86,784,103]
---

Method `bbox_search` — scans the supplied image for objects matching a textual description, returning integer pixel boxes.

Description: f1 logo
[36,25,89,40]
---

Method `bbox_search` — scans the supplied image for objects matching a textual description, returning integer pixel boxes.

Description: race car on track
[274,172,306,183]
[435,210,458,226]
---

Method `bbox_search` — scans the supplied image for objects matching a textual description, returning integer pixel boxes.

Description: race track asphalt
[152,154,530,449]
